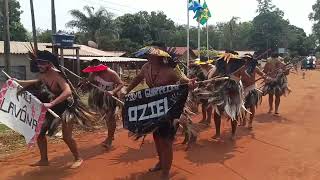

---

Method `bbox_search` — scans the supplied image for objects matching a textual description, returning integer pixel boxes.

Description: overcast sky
[19,0,315,35]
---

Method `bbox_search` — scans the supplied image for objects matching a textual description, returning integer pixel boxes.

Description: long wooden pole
[51,0,58,55]
[30,0,38,51]
[3,0,11,74]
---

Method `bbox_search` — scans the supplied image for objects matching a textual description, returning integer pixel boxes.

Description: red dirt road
[1,71,320,180]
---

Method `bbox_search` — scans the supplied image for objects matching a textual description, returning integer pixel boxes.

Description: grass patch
[0,124,9,133]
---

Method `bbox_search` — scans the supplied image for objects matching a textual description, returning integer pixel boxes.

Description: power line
[79,0,124,13]
[98,0,141,11]
[79,0,139,15]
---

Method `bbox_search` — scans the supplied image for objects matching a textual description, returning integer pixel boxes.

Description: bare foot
[274,112,280,116]
[185,135,197,151]
[211,134,221,140]
[70,159,83,169]
[160,173,170,180]
[268,109,273,114]
[148,162,161,172]
[231,135,236,141]
[199,119,207,124]
[101,139,113,149]
[30,160,49,167]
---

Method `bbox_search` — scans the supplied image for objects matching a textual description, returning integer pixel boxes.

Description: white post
[187,0,190,75]
[207,23,209,59]
[198,0,201,59]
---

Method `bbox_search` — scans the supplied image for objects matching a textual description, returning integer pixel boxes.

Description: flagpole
[206,22,209,59]
[187,0,190,76]
[198,0,201,59]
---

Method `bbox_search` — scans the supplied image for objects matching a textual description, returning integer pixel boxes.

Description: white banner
[0,79,47,145]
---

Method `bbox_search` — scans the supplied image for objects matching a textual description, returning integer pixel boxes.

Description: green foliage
[256,0,275,13]
[37,29,52,43]
[249,11,289,51]
[0,0,28,41]
[67,4,315,58]
[66,6,118,46]
[309,0,320,46]
[199,48,219,59]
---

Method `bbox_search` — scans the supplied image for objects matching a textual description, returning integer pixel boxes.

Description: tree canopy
[309,0,320,47]
[64,1,315,56]
[0,0,28,41]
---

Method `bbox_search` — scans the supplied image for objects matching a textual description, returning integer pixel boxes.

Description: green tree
[115,11,176,47]
[116,11,152,45]
[99,39,141,54]
[286,25,310,56]
[309,0,320,45]
[256,0,275,13]
[250,1,289,52]
[66,6,118,46]
[37,29,52,43]
[148,11,175,41]
[0,0,28,41]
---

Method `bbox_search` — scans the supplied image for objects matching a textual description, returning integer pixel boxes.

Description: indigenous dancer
[15,50,95,168]
[82,59,124,149]
[233,54,266,129]
[263,53,290,115]
[124,46,193,179]
[194,57,216,125]
[194,51,246,140]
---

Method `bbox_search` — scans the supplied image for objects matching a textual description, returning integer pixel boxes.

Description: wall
[0,54,38,83]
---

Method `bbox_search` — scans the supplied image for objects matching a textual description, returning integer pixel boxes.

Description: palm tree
[66,6,118,45]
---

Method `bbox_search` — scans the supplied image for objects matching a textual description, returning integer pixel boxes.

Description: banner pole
[1,70,60,119]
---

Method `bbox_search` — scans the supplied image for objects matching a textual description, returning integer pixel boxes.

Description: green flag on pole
[197,1,211,25]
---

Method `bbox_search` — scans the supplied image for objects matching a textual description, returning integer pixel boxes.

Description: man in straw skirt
[15,50,95,168]
[82,59,124,149]
[123,45,194,179]
[193,57,216,125]
[233,54,266,129]
[263,53,290,115]
[194,51,246,141]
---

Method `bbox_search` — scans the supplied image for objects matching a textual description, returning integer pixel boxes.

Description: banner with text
[0,79,47,145]
[123,84,188,135]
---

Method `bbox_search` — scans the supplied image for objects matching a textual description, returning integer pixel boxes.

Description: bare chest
[41,77,61,95]
[145,68,177,87]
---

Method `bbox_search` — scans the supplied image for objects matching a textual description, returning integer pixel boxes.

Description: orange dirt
[1,70,320,180]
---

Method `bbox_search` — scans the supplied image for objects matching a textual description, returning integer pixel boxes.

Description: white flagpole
[187,0,190,76]
[198,0,201,59]
[207,22,209,59]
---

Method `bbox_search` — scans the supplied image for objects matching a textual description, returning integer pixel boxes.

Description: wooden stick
[60,65,124,105]
[1,70,60,119]
[196,76,229,84]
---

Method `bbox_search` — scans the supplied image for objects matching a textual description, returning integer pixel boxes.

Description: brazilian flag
[196,1,211,25]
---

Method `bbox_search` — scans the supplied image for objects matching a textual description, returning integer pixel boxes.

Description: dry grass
[0,129,25,154]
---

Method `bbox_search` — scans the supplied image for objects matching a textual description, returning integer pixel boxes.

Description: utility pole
[3,0,11,74]
[30,0,38,51]
[51,0,58,55]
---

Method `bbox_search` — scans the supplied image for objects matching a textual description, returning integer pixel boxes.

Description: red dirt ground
[1,70,320,180]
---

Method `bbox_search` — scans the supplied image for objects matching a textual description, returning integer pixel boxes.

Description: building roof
[64,56,147,63]
[166,47,197,57]
[193,49,255,57]
[0,41,126,57]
